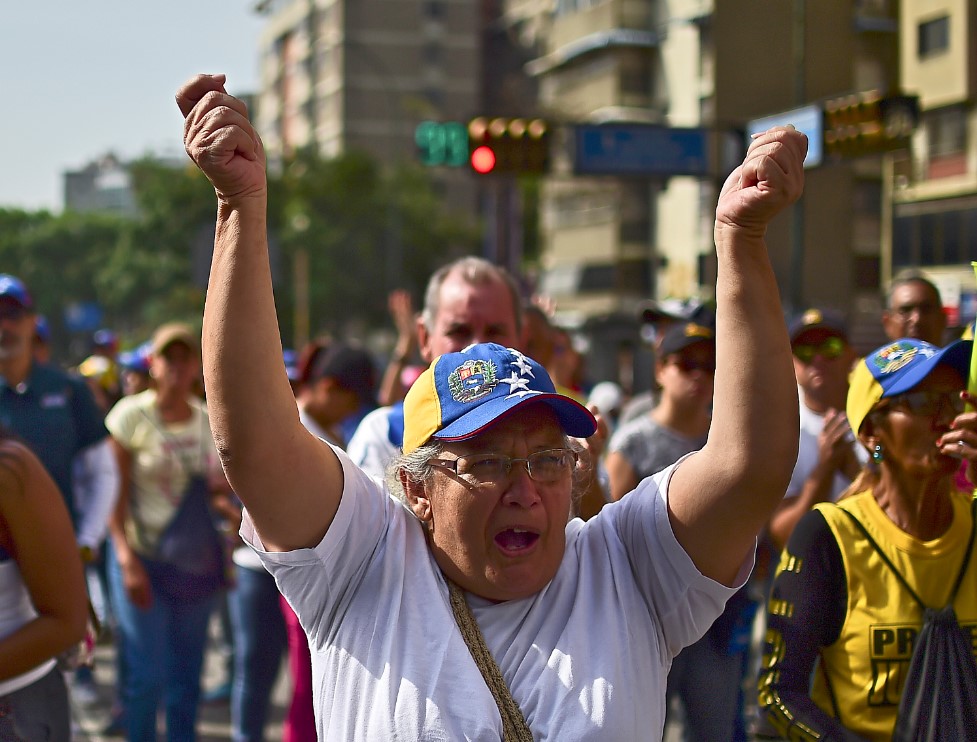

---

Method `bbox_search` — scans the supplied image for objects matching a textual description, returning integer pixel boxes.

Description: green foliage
[0,149,481,360]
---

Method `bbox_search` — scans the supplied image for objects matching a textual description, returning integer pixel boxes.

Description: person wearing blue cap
[179,72,806,740]
[0,274,120,708]
[759,338,977,740]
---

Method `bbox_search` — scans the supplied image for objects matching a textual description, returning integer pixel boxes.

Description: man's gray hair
[885,269,943,309]
[420,256,523,334]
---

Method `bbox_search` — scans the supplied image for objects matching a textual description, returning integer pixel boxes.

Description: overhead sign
[746,104,823,168]
[572,124,711,177]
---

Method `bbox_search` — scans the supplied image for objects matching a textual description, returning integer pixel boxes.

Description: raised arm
[177,74,341,551]
[0,440,87,680]
[667,127,806,584]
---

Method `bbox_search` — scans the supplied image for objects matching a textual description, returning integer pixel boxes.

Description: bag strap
[139,407,206,477]
[839,495,977,610]
[446,579,534,742]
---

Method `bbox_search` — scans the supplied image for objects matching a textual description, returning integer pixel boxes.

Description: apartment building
[518,0,903,375]
[889,0,977,328]
[254,0,482,204]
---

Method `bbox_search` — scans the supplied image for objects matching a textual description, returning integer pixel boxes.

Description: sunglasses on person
[876,390,966,418]
[792,336,845,363]
[429,448,578,486]
[665,356,716,375]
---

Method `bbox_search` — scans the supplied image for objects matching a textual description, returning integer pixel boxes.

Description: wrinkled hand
[715,126,807,238]
[176,73,266,204]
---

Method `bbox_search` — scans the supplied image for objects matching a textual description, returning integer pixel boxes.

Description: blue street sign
[572,124,711,177]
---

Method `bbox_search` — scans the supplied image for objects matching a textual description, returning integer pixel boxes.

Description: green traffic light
[414,121,468,167]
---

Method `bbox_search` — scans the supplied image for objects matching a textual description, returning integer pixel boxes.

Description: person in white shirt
[177,72,806,740]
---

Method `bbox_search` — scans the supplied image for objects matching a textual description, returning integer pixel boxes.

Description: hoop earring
[872,444,884,464]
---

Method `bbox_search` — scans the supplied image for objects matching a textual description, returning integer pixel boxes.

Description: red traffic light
[470,145,497,174]
[467,116,550,174]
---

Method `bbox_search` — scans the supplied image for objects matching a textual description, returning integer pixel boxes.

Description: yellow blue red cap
[402,343,597,454]
[847,338,971,435]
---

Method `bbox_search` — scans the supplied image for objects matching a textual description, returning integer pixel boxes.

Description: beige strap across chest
[447,579,535,742]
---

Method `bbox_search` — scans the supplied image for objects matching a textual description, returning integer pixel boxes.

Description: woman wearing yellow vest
[759,337,977,741]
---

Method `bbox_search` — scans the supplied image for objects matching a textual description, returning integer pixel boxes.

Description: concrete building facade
[254,0,484,212]
[517,0,904,388]
[888,0,977,329]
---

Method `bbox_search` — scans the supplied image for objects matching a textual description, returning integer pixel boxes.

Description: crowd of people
[0,72,975,742]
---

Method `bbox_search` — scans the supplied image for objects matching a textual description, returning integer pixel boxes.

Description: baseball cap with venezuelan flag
[847,338,972,435]
[402,343,597,455]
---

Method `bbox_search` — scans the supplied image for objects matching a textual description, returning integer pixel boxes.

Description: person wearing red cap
[178,72,806,739]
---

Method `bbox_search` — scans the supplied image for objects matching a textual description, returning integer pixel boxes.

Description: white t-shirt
[242,447,749,741]
[784,399,866,502]
[105,390,221,554]
[345,404,398,480]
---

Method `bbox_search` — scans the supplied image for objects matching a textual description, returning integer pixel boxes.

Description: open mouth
[494,528,540,556]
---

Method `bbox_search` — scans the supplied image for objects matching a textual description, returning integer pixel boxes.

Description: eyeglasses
[877,390,965,418]
[429,448,578,485]
[666,356,716,375]
[793,336,845,363]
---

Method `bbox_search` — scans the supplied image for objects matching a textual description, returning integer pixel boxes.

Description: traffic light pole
[481,176,522,278]
[787,0,807,314]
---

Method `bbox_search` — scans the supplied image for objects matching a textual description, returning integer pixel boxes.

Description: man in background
[0,273,119,705]
[347,256,523,479]
[881,270,946,346]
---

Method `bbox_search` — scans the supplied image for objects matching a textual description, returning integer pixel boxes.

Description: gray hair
[885,269,943,309]
[385,440,444,506]
[420,256,523,334]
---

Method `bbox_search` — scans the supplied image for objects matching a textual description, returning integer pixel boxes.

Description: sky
[0,2,265,212]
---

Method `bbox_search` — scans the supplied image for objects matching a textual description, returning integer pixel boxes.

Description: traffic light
[414,121,468,167]
[823,91,919,158]
[467,117,550,174]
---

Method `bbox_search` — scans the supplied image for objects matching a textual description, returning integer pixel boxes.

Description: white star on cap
[501,372,532,394]
[506,389,541,400]
[509,349,535,377]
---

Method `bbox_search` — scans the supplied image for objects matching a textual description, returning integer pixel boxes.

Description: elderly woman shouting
[177,73,806,740]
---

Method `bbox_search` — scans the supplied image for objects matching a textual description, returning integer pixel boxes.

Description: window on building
[619,58,651,96]
[927,105,966,158]
[892,200,977,271]
[918,16,950,58]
